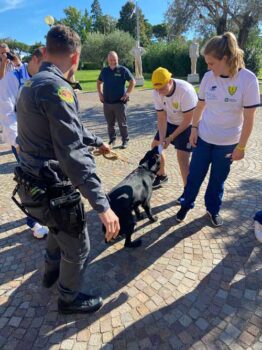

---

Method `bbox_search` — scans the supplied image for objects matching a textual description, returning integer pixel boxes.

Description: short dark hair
[46,25,81,55]
[29,47,44,61]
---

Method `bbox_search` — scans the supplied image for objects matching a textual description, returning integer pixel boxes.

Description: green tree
[91,0,103,32]
[57,6,91,43]
[152,23,168,41]
[82,30,135,68]
[165,0,262,48]
[117,1,151,46]
[98,15,117,34]
[1,38,30,55]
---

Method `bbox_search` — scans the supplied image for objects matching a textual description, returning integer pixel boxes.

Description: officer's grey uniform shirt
[16,62,109,213]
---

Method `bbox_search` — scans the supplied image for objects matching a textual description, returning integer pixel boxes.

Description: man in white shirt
[0,46,49,238]
[151,67,198,202]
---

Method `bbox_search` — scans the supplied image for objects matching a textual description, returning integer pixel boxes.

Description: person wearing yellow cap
[151,67,198,203]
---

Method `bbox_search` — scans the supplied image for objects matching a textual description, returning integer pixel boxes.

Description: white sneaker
[32,223,49,239]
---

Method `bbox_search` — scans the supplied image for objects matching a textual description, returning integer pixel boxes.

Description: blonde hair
[202,32,245,77]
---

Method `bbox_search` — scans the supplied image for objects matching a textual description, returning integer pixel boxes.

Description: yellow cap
[151,67,172,89]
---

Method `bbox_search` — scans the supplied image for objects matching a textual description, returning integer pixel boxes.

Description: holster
[12,166,86,238]
[47,184,86,237]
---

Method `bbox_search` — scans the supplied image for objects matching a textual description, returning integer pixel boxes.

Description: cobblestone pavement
[0,89,262,350]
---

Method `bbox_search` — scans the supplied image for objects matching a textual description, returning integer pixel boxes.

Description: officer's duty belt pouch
[48,190,86,237]
[12,166,86,237]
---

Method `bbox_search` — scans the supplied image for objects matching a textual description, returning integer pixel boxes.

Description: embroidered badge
[172,101,179,109]
[24,80,32,87]
[57,86,74,103]
[228,86,237,96]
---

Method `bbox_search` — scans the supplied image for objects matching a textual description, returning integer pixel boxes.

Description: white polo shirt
[198,68,260,145]
[153,79,198,125]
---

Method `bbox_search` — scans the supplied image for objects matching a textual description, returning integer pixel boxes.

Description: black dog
[104,147,161,248]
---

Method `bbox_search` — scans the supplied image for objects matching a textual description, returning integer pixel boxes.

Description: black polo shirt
[98,65,134,104]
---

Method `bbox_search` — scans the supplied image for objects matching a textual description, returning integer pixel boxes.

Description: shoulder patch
[24,80,32,87]
[57,86,74,103]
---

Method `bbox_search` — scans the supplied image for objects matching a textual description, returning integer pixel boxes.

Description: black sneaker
[176,207,190,222]
[42,270,59,288]
[207,211,223,227]
[58,293,103,314]
[109,139,116,147]
[152,175,168,189]
[121,141,128,149]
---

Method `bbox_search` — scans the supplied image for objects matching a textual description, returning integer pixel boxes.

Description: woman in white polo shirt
[176,32,260,226]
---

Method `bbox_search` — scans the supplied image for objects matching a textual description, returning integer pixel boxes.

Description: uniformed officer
[15,25,120,314]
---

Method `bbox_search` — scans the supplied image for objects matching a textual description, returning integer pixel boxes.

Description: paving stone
[0,91,262,349]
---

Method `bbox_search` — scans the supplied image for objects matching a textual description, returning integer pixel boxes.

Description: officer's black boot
[58,293,103,314]
[42,270,60,288]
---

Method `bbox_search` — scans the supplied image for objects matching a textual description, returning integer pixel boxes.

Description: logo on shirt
[224,97,237,102]
[57,86,74,103]
[172,101,179,109]
[228,86,237,96]
[210,86,217,91]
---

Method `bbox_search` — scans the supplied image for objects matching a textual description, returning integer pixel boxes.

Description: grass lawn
[75,69,261,94]
[75,70,154,92]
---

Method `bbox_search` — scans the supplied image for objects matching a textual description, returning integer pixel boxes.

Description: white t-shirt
[153,79,198,125]
[198,68,260,145]
[0,63,29,146]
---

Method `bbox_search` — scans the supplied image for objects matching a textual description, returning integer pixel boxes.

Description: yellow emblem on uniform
[24,80,32,87]
[228,86,237,96]
[57,86,74,103]
[172,101,179,109]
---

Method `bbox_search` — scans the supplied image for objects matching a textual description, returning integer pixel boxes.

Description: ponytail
[202,32,245,77]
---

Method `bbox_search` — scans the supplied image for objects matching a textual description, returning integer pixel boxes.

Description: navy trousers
[180,137,237,215]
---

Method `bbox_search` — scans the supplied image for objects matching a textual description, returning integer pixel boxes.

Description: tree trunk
[238,14,254,48]
[216,16,227,35]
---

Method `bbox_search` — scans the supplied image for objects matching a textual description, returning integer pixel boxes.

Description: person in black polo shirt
[97,51,136,149]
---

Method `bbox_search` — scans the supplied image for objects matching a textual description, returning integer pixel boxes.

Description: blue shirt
[98,65,134,104]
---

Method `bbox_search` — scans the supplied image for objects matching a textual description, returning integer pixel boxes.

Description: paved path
[0,90,262,350]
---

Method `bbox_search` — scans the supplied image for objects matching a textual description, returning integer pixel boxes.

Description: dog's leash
[92,149,135,165]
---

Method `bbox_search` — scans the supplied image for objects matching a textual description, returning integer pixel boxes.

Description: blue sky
[0,0,168,45]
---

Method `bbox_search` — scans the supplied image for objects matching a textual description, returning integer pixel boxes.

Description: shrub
[81,30,135,69]
[142,40,192,77]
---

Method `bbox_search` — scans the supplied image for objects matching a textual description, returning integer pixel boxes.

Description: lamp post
[130,0,145,86]
[44,15,55,28]
[135,1,140,46]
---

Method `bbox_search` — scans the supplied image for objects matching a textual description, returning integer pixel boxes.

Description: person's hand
[164,135,173,149]
[189,128,198,147]
[98,92,104,103]
[98,143,111,154]
[120,92,129,102]
[231,147,245,161]
[99,208,120,242]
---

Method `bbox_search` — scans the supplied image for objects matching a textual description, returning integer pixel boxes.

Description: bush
[81,30,135,70]
[143,40,192,77]
[80,62,101,70]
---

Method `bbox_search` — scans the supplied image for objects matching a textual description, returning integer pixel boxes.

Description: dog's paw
[149,215,158,223]
[124,238,142,248]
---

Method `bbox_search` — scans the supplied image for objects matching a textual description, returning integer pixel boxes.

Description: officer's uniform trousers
[18,184,90,303]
